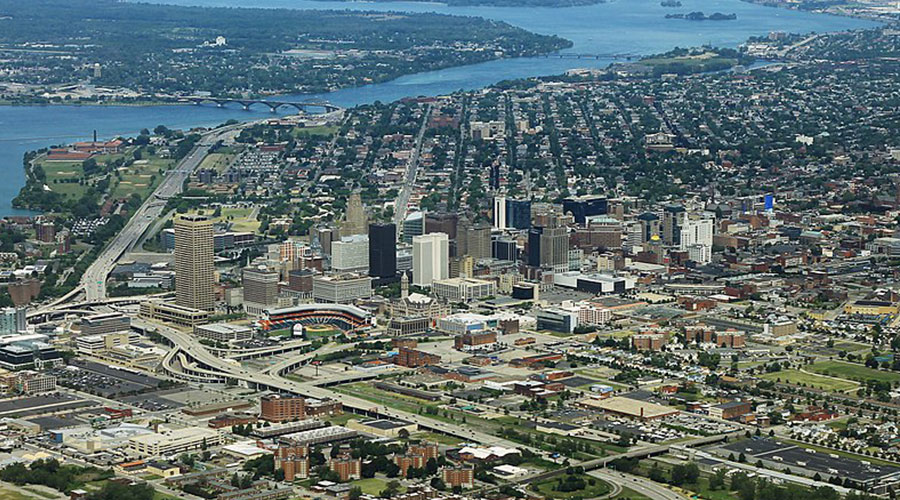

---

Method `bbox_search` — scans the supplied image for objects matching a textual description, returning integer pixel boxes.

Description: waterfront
[0,0,876,216]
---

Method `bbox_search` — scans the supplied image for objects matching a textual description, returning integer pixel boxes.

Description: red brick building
[392,338,418,349]
[715,331,745,348]
[394,454,426,477]
[275,445,309,481]
[684,326,715,343]
[207,412,257,429]
[453,331,497,350]
[330,455,361,481]
[260,395,342,422]
[395,347,441,368]
[632,334,666,351]
[441,466,474,489]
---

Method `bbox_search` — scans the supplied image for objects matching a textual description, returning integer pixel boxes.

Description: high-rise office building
[175,214,215,311]
[680,217,714,264]
[662,205,686,246]
[331,234,369,273]
[0,307,26,335]
[340,192,368,237]
[637,212,661,245]
[412,233,449,287]
[506,199,532,230]
[316,227,335,256]
[402,212,424,243]
[562,197,608,225]
[680,217,714,250]
[242,266,279,314]
[493,196,507,230]
[492,239,518,261]
[527,226,568,272]
[457,219,491,260]
[425,212,458,241]
[368,223,397,283]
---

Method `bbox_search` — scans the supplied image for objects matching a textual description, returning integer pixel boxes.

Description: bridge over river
[174,95,342,113]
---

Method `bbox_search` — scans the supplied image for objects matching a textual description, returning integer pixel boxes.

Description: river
[0,0,876,216]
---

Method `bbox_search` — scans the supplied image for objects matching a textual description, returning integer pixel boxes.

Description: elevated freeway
[78,123,244,303]
[145,319,533,452]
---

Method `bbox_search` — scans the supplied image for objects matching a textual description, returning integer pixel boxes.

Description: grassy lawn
[42,160,88,198]
[327,413,364,425]
[640,51,737,70]
[110,157,174,199]
[198,152,235,174]
[413,431,465,446]
[152,492,181,500]
[283,372,308,383]
[351,478,404,496]
[613,486,651,500]
[671,476,736,500]
[759,369,859,392]
[333,382,613,459]
[189,206,259,233]
[533,475,610,499]
[40,147,174,202]
[292,125,338,138]
[808,361,900,384]
[335,382,442,414]
[0,485,41,500]
[20,487,58,500]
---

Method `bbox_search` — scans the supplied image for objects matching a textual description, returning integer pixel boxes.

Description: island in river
[666,11,738,20]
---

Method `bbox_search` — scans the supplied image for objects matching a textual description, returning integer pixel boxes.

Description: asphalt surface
[590,469,690,500]
[146,318,534,453]
[392,103,433,228]
[82,125,241,301]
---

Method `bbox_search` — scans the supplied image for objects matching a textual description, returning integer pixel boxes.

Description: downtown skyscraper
[175,214,215,311]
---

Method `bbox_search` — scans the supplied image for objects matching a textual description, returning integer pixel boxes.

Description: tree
[649,463,666,483]
[709,469,727,490]
[430,477,446,490]
[348,486,363,500]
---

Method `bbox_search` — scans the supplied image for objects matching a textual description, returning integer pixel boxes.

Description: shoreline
[737,0,893,23]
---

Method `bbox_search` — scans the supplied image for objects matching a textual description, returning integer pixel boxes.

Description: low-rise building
[432,278,495,302]
[128,427,224,457]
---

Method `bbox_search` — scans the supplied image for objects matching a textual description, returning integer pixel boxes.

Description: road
[81,125,241,301]
[590,469,689,500]
[392,103,433,228]
[145,319,534,453]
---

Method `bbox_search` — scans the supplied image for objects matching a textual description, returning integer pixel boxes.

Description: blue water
[0,0,876,216]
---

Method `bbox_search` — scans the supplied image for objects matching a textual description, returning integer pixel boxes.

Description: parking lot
[720,438,900,484]
[52,360,167,398]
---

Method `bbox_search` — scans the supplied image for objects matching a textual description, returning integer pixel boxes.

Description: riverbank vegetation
[639,47,754,75]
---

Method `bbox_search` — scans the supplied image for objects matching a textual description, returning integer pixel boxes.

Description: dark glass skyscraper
[562,197,608,225]
[368,223,397,283]
[506,199,531,230]
[527,227,543,267]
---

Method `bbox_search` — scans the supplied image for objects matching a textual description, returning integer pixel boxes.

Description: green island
[0,0,570,102]
[638,46,754,75]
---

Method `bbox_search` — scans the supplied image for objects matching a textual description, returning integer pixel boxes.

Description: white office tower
[493,196,507,230]
[331,234,369,273]
[680,217,714,264]
[412,232,449,287]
